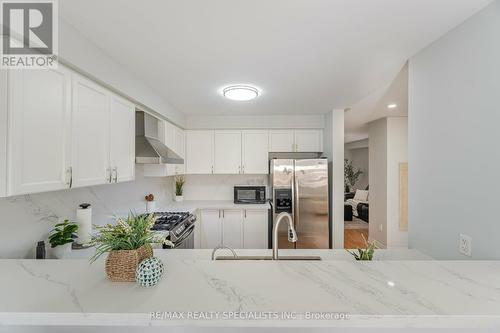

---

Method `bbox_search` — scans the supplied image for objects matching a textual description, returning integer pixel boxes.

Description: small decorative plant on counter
[347,234,378,261]
[174,176,185,202]
[145,193,156,213]
[90,213,173,282]
[48,219,79,259]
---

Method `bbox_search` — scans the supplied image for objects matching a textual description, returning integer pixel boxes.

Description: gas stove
[150,211,196,247]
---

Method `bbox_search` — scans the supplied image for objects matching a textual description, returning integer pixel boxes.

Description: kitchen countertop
[112,200,271,217]
[1,249,499,329]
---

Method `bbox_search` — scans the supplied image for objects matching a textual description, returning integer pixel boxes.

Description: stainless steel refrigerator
[270,159,330,249]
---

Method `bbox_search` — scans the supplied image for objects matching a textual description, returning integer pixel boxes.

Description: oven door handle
[172,224,195,248]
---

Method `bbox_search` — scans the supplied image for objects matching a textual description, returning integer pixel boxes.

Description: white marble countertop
[114,200,270,217]
[1,250,499,329]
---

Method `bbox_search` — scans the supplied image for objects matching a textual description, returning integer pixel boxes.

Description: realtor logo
[1,0,58,68]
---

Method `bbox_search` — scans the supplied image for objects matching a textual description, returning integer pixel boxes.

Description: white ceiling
[345,63,408,143]
[60,0,491,116]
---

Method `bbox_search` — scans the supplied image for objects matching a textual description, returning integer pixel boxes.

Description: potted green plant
[344,159,363,192]
[347,234,378,261]
[90,213,173,282]
[48,219,79,259]
[174,176,185,202]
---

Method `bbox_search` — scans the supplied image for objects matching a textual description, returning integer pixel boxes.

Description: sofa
[345,189,369,223]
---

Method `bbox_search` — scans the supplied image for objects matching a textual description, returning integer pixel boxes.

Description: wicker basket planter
[105,245,153,282]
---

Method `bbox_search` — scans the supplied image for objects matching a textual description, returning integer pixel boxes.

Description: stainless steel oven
[234,186,267,204]
[171,223,195,249]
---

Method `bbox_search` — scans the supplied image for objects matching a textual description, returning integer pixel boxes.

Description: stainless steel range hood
[135,111,184,164]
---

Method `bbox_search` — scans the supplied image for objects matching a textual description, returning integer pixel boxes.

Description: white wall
[368,118,388,246]
[183,175,268,201]
[186,115,325,129]
[408,0,500,259]
[0,168,173,259]
[323,110,344,249]
[386,118,408,248]
[368,117,408,248]
[58,19,186,127]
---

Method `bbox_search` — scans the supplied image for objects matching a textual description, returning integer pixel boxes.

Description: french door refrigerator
[270,159,330,249]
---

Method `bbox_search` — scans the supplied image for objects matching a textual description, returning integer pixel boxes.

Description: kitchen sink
[214,255,321,261]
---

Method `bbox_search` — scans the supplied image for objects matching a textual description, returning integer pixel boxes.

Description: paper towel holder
[72,203,93,250]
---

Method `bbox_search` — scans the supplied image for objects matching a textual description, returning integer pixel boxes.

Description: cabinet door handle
[242,165,245,174]
[67,167,73,188]
[113,167,118,183]
[222,210,225,218]
[211,165,214,174]
[107,168,112,183]
[244,210,247,218]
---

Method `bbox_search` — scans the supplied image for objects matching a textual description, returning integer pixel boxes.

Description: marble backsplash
[0,166,173,259]
[0,169,268,259]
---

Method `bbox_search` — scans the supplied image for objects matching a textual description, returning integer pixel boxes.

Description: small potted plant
[174,176,185,202]
[90,213,173,282]
[344,159,363,192]
[48,219,79,259]
[145,193,156,213]
[347,234,378,261]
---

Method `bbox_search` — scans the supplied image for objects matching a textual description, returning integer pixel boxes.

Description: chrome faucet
[272,212,298,260]
[211,246,237,260]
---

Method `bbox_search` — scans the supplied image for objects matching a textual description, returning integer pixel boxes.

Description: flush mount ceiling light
[387,103,398,109]
[222,85,259,101]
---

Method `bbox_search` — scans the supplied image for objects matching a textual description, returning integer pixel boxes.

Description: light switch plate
[459,234,472,257]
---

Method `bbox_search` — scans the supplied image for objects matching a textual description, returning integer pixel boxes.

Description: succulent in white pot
[174,176,185,202]
[48,219,78,259]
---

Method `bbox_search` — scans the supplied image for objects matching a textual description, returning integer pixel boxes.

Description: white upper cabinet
[242,130,269,174]
[71,75,110,188]
[269,129,322,152]
[221,209,243,249]
[243,209,269,249]
[7,67,72,195]
[269,130,295,152]
[109,95,135,183]
[186,130,214,174]
[214,130,242,174]
[294,129,323,152]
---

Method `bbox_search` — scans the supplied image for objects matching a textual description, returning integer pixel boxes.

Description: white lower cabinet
[221,209,243,249]
[199,208,268,249]
[243,209,269,249]
[199,209,221,249]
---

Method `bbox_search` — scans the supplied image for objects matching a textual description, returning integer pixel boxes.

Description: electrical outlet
[459,234,472,257]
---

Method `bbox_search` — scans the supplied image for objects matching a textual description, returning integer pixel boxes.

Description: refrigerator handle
[294,171,299,230]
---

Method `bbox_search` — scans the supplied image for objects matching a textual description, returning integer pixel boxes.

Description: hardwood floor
[344,229,368,249]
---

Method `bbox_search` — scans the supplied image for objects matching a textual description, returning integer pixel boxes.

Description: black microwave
[234,186,267,204]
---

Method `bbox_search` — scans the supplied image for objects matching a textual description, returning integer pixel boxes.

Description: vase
[174,195,183,202]
[52,242,72,259]
[105,245,153,282]
[146,200,156,213]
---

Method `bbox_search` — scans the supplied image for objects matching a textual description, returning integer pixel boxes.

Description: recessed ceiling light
[223,85,259,101]
[387,103,398,109]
